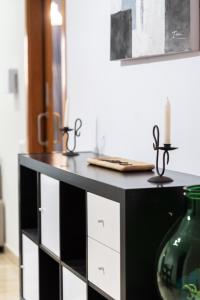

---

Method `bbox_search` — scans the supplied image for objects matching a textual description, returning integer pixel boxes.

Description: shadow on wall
[121,50,200,66]
[94,118,106,155]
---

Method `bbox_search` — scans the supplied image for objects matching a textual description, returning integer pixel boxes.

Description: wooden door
[26,0,45,153]
[44,0,54,153]
[26,0,66,153]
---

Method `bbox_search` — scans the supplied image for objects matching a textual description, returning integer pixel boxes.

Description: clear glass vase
[157,185,200,300]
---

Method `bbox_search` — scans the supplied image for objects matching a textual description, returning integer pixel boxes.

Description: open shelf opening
[20,166,38,243]
[60,182,86,278]
[88,286,108,300]
[39,249,60,300]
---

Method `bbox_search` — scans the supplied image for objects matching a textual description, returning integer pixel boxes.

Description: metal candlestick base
[148,125,178,184]
[60,118,82,157]
[62,151,79,157]
[148,175,173,184]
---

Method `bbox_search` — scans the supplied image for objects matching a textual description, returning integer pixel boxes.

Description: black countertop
[19,152,200,193]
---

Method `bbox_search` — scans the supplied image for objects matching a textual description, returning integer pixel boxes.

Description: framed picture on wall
[110,0,200,60]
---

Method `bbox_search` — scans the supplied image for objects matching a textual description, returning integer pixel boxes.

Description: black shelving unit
[19,152,200,300]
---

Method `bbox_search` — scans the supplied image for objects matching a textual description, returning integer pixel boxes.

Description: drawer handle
[97,219,104,227]
[20,265,24,269]
[98,267,105,274]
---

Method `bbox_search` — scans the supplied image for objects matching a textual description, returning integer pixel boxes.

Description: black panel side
[125,187,186,300]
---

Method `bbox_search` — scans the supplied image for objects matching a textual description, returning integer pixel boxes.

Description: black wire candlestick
[60,118,82,157]
[148,125,177,183]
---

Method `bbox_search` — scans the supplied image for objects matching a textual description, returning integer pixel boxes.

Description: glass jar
[157,185,200,300]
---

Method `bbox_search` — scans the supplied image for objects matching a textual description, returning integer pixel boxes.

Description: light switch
[8,69,18,94]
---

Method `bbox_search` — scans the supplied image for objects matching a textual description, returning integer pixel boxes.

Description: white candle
[64,98,70,127]
[164,98,171,145]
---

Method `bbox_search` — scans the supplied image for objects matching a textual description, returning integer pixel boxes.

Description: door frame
[26,0,67,153]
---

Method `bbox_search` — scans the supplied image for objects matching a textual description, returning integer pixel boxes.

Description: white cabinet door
[88,238,120,300]
[87,192,120,252]
[63,267,87,300]
[23,235,39,300]
[41,174,60,257]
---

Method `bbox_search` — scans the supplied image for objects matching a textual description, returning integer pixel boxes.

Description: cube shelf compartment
[20,166,39,244]
[39,249,60,300]
[60,182,86,278]
[88,285,110,300]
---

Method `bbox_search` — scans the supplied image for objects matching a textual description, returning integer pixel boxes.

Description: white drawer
[87,192,120,252]
[88,238,120,300]
[22,235,39,300]
[63,267,87,300]
[41,174,60,257]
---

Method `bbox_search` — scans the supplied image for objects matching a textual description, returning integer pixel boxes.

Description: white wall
[67,0,200,177]
[0,0,26,256]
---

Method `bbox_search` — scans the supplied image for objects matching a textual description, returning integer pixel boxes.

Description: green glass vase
[157,185,200,300]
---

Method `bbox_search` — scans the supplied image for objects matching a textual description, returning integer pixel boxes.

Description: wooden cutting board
[87,156,155,172]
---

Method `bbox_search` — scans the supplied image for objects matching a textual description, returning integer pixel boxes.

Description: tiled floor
[0,252,19,300]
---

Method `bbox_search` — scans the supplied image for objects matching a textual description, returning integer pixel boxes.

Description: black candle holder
[148,125,178,184]
[60,118,82,157]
